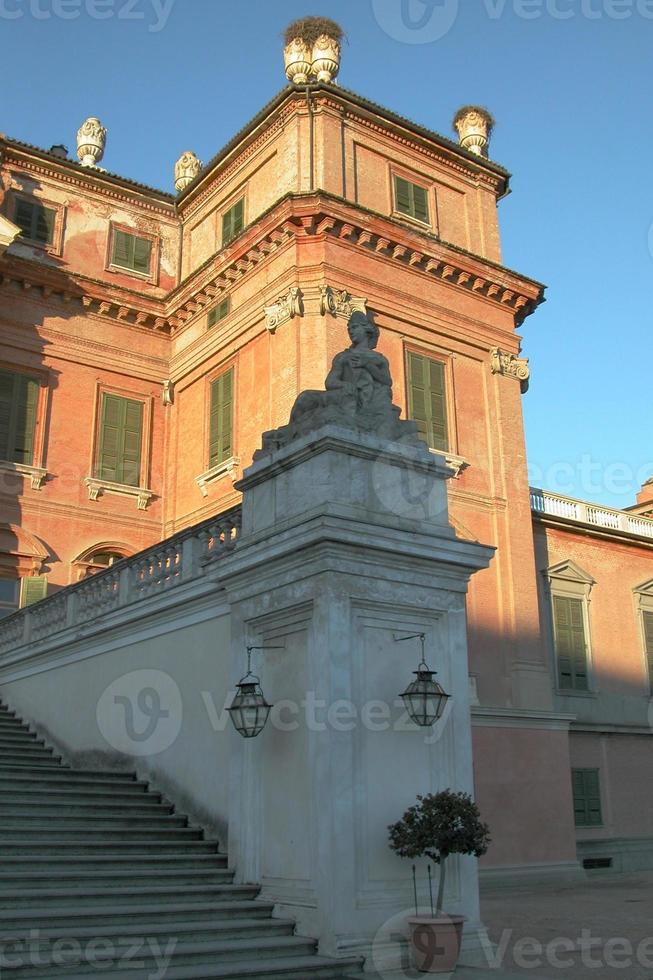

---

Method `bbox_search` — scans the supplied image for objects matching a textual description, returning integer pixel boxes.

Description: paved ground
[350,871,653,979]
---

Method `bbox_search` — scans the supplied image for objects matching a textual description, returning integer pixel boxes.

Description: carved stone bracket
[162,380,174,406]
[490,348,530,393]
[0,461,48,490]
[195,457,240,497]
[84,477,154,511]
[319,285,368,319]
[264,287,304,333]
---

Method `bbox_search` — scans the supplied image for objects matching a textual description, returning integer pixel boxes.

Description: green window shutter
[412,184,429,224]
[208,297,231,329]
[20,576,48,608]
[644,612,653,690]
[394,177,429,223]
[0,370,39,464]
[209,369,234,468]
[112,230,152,274]
[97,394,143,487]
[222,199,244,246]
[14,199,55,245]
[572,769,602,827]
[406,352,448,452]
[553,596,588,691]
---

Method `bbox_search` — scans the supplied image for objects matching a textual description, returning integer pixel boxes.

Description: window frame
[90,384,153,493]
[545,560,596,696]
[208,367,235,470]
[221,196,246,248]
[9,191,65,256]
[207,296,231,329]
[571,768,603,828]
[0,576,20,619]
[391,171,432,228]
[634,579,653,696]
[403,345,457,456]
[106,222,160,284]
[0,364,48,474]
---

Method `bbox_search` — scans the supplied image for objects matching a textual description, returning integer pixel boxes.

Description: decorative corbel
[162,380,174,406]
[490,347,530,394]
[319,285,368,319]
[264,286,304,333]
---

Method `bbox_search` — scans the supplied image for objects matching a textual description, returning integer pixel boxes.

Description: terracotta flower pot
[407,914,465,974]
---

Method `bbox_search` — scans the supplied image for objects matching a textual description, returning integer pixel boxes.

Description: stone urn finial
[174,151,202,192]
[77,116,107,168]
[453,106,495,158]
[283,17,344,85]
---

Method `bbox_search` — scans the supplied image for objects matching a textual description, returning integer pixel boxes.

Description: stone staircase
[0,701,362,978]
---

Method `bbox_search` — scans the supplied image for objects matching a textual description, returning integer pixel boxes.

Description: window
[644,612,653,692]
[394,176,429,224]
[572,769,602,827]
[222,199,244,246]
[14,197,56,246]
[0,370,39,465]
[208,297,230,329]
[406,351,448,452]
[111,229,153,275]
[553,595,589,691]
[0,578,19,619]
[96,394,144,488]
[20,576,48,608]
[209,369,234,468]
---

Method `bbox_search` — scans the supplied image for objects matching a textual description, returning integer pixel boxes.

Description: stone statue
[255,311,421,456]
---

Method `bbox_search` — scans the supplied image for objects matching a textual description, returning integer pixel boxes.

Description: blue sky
[3,0,650,508]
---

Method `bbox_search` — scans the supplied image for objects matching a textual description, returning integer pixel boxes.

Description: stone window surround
[633,579,653,697]
[86,382,154,509]
[0,361,50,488]
[402,341,459,457]
[71,542,135,583]
[6,189,66,257]
[195,456,240,497]
[105,220,161,286]
[545,559,596,697]
[389,164,433,231]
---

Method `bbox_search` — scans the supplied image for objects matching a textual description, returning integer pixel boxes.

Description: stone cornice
[167,193,544,335]
[1,141,175,217]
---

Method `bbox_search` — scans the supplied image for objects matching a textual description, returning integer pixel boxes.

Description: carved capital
[490,348,530,394]
[264,286,304,333]
[319,284,368,320]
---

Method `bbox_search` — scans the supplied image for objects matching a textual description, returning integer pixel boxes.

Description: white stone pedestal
[216,425,494,970]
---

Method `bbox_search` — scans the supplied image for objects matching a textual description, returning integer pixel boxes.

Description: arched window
[73,544,133,580]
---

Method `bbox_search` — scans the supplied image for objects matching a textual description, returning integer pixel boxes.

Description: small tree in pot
[389,790,490,974]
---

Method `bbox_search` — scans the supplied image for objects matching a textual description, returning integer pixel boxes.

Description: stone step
[0,868,234,888]
[0,916,294,945]
[0,765,139,780]
[0,883,259,910]
[0,787,161,804]
[0,853,228,871]
[0,811,188,827]
[0,755,63,767]
[0,732,42,743]
[0,899,276,931]
[1,936,319,978]
[0,839,221,856]
[0,771,149,791]
[0,799,173,815]
[0,826,204,841]
[4,956,364,980]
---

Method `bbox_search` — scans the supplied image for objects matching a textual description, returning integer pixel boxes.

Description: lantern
[228,645,277,739]
[396,633,451,728]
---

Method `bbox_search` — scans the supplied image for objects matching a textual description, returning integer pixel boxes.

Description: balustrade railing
[530,488,653,540]
[0,506,242,657]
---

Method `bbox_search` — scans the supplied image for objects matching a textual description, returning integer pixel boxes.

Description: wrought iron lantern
[228,645,278,739]
[396,633,451,728]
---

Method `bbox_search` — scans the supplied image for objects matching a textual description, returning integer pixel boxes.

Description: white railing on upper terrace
[530,488,653,540]
[0,507,241,657]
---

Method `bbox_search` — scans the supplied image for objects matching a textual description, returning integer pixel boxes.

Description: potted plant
[283,17,345,85]
[452,106,496,158]
[388,790,490,974]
